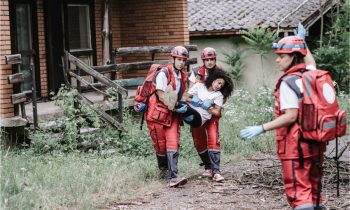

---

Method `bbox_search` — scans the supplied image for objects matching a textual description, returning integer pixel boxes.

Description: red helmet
[201,47,217,60]
[272,36,307,56]
[171,46,189,58]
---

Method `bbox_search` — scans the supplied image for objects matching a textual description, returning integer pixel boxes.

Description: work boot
[212,173,225,182]
[156,155,168,170]
[156,155,168,179]
[208,150,221,175]
[199,150,211,170]
[166,151,179,179]
[167,176,188,188]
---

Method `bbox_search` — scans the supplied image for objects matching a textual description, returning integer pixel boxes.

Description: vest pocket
[151,106,170,122]
[276,136,286,154]
[336,110,347,137]
[302,103,316,131]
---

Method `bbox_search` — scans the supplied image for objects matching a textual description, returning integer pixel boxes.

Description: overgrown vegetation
[223,47,246,86]
[241,27,277,85]
[2,84,349,209]
[1,87,279,209]
[314,0,350,93]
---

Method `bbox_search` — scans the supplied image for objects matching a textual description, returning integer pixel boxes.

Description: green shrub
[314,0,350,93]
[223,47,246,86]
[221,87,275,155]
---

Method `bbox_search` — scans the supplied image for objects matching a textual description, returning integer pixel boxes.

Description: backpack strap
[152,67,169,84]
[282,75,303,100]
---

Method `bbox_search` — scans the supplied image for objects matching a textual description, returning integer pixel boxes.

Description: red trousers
[281,155,324,209]
[146,116,180,155]
[192,116,220,153]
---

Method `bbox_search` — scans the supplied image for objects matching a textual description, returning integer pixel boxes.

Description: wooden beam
[75,91,127,132]
[115,77,145,87]
[78,77,144,92]
[8,73,24,84]
[68,53,127,97]
[90,58,197,74]
[11,92,27,104]
[5,54,21,64]
[115,45,197,56]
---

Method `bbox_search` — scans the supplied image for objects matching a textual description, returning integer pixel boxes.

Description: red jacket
[145,64,188,127]
[274,63,325,160]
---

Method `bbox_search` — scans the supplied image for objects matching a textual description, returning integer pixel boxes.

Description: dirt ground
[108,145,350,210]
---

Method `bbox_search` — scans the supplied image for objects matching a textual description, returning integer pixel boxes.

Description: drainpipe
[277,0,310,36]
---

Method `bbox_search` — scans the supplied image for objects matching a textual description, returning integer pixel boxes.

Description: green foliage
[242,27,277,85]
[29,87,104,153]
[0,152,165,209]
[314,0,350,93]
[221,87,276,155]
[3,88,349,210]
[242,27,277,57]
[223,47,246,85]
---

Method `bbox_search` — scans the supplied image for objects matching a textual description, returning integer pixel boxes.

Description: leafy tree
[314,0,350,93]
[242,27,277,85]
[223,47,246,86]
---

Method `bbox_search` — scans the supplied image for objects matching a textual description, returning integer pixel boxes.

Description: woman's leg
[165,116,187,187]
[206,116,223,181]
[281,158,314,209]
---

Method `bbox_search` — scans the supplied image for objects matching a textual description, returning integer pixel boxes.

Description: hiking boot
[212,173,225,182]
[202,169,212,178]
[167,176,188,188]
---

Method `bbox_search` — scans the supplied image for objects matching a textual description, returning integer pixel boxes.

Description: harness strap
[298,134,305,169]
[316,144,322,210]
[336,136,340,197]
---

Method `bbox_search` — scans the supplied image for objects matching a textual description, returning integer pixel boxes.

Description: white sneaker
[212,173,225,182]
[202,169,213,177]
[167,176,188,188]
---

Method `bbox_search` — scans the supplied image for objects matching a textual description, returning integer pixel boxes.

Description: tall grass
[221,87,276,157]
[1,88,349,209]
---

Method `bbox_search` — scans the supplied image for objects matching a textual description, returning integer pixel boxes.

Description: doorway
[10,0,40,95]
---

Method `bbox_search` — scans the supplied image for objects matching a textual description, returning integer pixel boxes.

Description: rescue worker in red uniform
[144,46,189,188]
[189,47,228,182]
[240,27,326,210]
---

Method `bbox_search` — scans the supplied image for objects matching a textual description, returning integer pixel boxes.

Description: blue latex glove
[200,99,213,110]
[183,115,194,122]
[191,95,201,107]
[294,23,306,40]
[240,125,265,139]
[134,102,147,112]
[175,103,188,113]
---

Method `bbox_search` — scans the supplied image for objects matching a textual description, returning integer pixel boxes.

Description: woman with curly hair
[175,70,234,182]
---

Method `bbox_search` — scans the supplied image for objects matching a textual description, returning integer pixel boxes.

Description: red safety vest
[194,66,206,83]
[145,64,188,127]
[274,63,325,160]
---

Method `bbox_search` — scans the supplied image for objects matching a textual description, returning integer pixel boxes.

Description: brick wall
[120,0,189,47]
[94,0,190,78]
[118,0,189,78]
[95,0,103,66]
[37,0,48,98]
[0,0,14,118]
